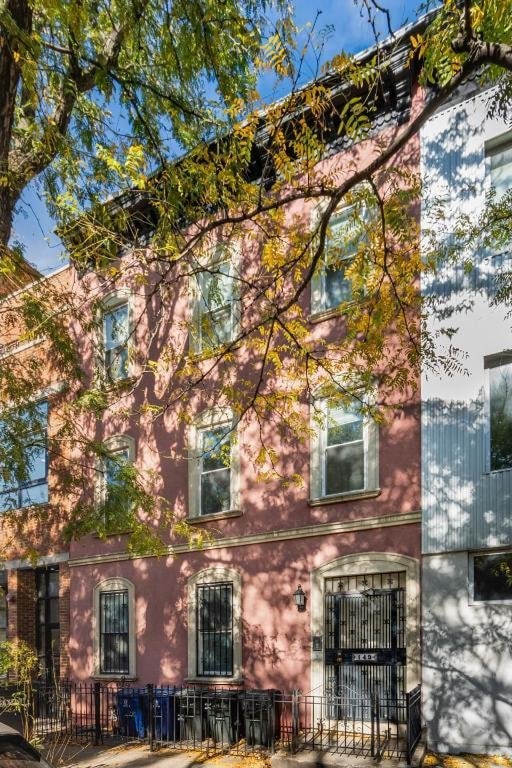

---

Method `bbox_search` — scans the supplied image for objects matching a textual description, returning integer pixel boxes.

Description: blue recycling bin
[117,689,146,739]
[153,687,179,742]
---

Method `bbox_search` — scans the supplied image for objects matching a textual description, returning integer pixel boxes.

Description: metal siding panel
[421,91,512,554]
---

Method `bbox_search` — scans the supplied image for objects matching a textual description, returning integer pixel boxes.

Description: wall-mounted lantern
[293,584,306,612]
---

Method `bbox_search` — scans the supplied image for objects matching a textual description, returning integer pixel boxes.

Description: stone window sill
[92,674,138,681]
[308,307,344,324]
[186,509,242,524]
[309,488,380,506]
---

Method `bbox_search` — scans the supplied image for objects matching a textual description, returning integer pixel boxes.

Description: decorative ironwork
[324,578,406,718]
[197,583,233,677]
[0,679,421,760]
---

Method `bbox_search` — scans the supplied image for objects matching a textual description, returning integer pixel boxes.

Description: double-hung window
[311,206,365,315]
[103,302,129,382]
[486,354,512,471]
[324,399,365,495]
[311,392,378,501]
[197,582,233,677]
[0,401,49,512]
[195,259,236,352]
[97,436,135,531]
[199,424,231,516]
[99,589,129,675]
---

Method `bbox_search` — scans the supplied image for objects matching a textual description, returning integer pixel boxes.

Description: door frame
[310,553,420,695]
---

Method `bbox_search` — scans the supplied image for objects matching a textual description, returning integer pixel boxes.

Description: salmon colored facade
[2,44,422,700]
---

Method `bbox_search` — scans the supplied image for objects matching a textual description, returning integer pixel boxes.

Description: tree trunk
[0,0,32,248]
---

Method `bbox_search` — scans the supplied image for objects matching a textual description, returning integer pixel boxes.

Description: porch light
[293,584,306,611]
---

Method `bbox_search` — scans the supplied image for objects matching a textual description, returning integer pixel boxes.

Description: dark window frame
[0,400,49,512]
[472,551,512,602]
[35,566,60,682]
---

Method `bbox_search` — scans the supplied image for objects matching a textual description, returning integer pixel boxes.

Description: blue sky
[12,0,421,275]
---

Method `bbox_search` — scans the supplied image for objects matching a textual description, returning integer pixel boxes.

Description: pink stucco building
[64,42,423,703]
[1,35,422,709]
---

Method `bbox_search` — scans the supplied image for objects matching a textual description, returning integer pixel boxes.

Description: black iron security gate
[324,586,406,718]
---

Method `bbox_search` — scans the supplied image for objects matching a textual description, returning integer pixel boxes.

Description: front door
[324,584,406,718]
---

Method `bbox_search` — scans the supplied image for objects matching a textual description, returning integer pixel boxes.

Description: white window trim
[188,408,240,519]
[93,577,136,679]
[310,392,379,502]
[310,190,374,318]
[189,245,241,355]
[96,289,134,383]
[95,434,136,509]
[468,549,512,606]
[311,553,420,694]
[186,566,242,682]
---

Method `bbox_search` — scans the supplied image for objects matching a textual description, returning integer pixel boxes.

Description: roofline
[0,262,71,302]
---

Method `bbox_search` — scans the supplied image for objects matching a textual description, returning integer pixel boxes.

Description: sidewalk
[41,742,271,768]
[39,740,420,768]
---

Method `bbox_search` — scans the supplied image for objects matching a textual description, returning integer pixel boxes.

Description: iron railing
[0,680,421,760]
[406,684,422,763]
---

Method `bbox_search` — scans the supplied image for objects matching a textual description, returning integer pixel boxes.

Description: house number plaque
[353,652,378,661]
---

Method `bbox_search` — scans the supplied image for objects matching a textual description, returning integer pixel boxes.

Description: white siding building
[421,87,512,754]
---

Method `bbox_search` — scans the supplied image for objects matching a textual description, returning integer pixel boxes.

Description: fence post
[291,689,299,755]
[406,688,412,764]
[94,682,102,745]
[370,692,375,758]
[269,690,275,754]
[147,684,155,751]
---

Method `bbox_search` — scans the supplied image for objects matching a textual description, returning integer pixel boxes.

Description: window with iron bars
[100,590,129,675]
[197,582,233,676]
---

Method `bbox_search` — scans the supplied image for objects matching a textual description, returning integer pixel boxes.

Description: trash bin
[153,687,179,742]
[205,690,239,746]
[117,688,146,739]
[175,688,206,743]
[239,690,280,748]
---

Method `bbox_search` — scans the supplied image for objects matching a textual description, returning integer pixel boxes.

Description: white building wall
[423,552,512,754]
[422,87,512,555]
[422,89,512,754]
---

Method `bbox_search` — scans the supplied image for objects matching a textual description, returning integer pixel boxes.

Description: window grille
[197,583,233,676]
[100,590,129,674]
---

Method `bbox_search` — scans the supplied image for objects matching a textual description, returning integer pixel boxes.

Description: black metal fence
[0,681,421,761]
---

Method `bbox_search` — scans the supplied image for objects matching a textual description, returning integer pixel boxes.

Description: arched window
[93,577,135,678]
[187,567,242,682]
